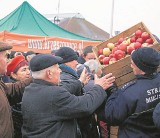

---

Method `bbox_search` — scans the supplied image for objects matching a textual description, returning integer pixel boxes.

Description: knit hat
[131,47,160,73]
[0,42,12,52]
[30,54,63,72]
[55,47,78,63]
[7,55,28,76]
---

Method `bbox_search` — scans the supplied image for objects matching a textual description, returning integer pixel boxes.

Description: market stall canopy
[0,1,101,53]
[0,1,97,41]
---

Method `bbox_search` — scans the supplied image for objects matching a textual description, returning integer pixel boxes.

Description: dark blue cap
[55,47,78,63]
[131,47,160,73]
[30,54,63,71]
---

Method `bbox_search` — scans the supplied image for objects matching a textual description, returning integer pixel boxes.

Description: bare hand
[78,67,90,85]
[94,73,115,90]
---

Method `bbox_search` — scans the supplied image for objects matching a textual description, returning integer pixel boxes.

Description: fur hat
[131,47,160,73]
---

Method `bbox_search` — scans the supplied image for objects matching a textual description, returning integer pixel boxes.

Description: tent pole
[110,0,115,38]
[57,0,60,19]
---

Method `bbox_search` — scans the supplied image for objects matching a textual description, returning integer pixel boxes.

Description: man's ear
[46,70,53,79]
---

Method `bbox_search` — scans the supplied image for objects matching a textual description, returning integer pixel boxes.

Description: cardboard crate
[93,22,159,88]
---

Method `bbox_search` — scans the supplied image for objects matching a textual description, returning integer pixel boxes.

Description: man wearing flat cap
[105,47,160,138]
[55,47,101,137]
[21,53,115,138]
[0,42,32,138]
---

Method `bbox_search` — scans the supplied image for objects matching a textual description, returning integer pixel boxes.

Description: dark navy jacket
[22,79,106,138]
[105,73,160,138]
[59,64,100,138]
[153,102,160,129]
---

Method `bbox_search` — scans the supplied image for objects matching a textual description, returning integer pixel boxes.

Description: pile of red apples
[98,29,154,65]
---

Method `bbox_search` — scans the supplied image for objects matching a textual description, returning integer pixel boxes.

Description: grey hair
[31,65,54,79]
[84,59,100,73]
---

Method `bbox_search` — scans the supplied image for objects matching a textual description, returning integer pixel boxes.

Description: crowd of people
[0,41,160,138]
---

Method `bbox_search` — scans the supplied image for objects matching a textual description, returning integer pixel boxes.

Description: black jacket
[153,102,160,129]
[22,79,106,138]
[59,64,100,138]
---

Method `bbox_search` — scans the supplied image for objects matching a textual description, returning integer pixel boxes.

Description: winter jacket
[59,64,83,96]
[0,78,31,138]
[21,79,107,138]
[10,78,23,138]
[59,64,100,138]
[153,102,160,129]
[105,73,160,138]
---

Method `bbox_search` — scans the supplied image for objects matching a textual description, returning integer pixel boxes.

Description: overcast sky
[0,0,159,38]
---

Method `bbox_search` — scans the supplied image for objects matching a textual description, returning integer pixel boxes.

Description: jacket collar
[59,64,78,78]
[33,79,56,86]
[136,72,159,80]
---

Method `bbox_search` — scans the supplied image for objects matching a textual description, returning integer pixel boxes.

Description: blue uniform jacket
[105,73,160,138]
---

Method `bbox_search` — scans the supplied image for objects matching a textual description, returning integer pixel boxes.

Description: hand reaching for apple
[94,73,115,90]
[78,67,90,86]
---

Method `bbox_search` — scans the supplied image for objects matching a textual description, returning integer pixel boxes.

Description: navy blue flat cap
[30,54,63,72]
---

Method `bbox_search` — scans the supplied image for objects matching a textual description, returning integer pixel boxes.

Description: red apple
[118,43,128,52]
[118,38,124,44]
[107,43,115,50]
[127,45,135,54]
[103,57,110,65]
[114,50,126,60]
[109,57,117,64]
[141,32,150,40]
[135,29,143,38]
[103,48,111,56]
[98,49,103,55]
[145,38,153,44]
[109,53,115,58]
[136,38,143,44]
[115,43,119,47]
[112,47,118,54]
[134,42,142,49]
[98,55,105,64]
[130,36,136,43]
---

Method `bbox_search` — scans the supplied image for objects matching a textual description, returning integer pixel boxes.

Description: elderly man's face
[65,60,79,70]
[0,51,8,75]
[49,64,61,85]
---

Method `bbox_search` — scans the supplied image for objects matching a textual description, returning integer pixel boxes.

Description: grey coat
[22,79,106,138]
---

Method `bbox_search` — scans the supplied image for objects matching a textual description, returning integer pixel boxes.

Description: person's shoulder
[121,80,137,91]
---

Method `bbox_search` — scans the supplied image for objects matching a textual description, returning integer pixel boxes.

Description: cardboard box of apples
[93,22,159,88]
